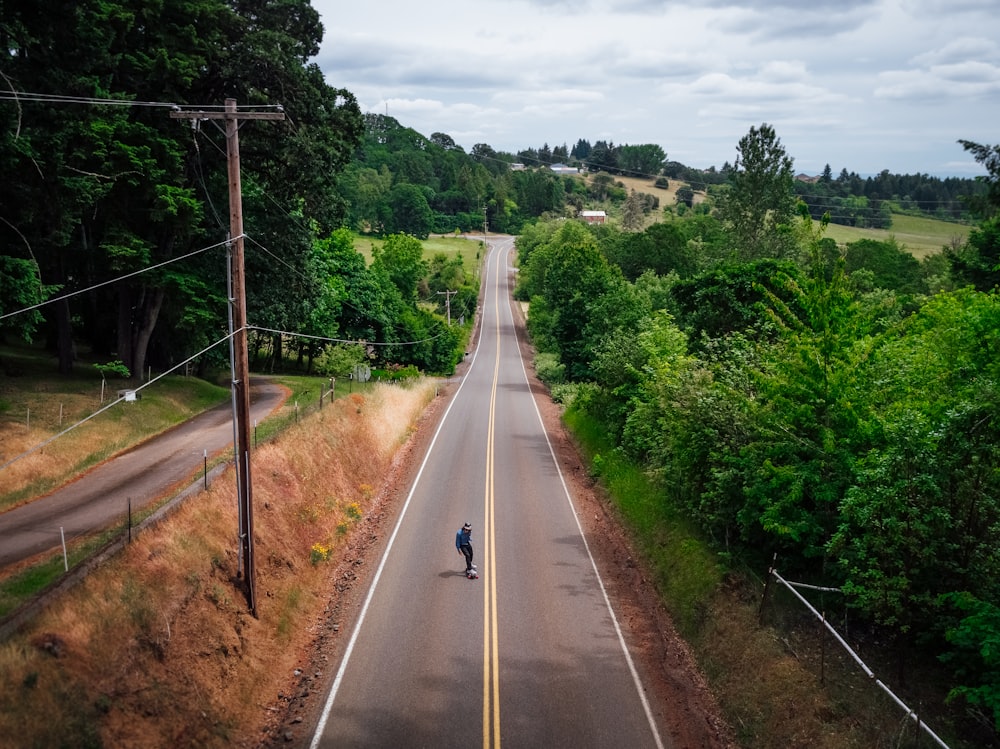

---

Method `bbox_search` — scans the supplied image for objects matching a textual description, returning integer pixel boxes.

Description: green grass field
[821,213,971,259]
[353,234,485,275]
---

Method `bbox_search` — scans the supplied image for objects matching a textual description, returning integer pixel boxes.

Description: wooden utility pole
[170,99,284,616]
[436,289,457,325]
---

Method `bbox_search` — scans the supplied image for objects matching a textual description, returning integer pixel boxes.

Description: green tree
[599,221,696,281]
[738,238,872,561]
[0,0,363,378]
[717,123,798,261]
[946,140,1000,291]
[957,139,1000,218]
[372,233,427,302]
[385,183,434,239]
[620,190,645,232]
[668,259,803,343]
[831,289,1000,642]
[617,143,667,177]
[521,221,622,380]
[844,238,923,294]
[940,592,1000,730]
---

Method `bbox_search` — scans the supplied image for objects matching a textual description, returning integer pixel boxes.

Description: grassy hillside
[613,174,971,258]
[822,213,971,259]
[0,343,231,512]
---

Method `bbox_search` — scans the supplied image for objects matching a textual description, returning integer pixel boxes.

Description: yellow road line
[482,244,503,749]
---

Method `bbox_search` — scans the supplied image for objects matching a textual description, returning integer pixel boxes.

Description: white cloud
[875,62,1000,99]
[313,0,999,175]
[911,37,1000,67]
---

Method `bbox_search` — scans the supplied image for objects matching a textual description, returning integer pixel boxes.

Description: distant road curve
[0,379,288,570]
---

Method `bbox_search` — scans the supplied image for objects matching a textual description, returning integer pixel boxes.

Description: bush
[533,352,565,385]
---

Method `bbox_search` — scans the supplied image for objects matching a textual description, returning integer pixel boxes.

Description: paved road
[0,380,287,568]
[309,238,667,748]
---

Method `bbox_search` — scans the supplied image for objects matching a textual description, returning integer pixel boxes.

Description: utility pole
[437,290,457,325]
[170,99,284,616]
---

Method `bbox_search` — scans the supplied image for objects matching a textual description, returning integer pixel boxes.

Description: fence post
[60,527,68,571]
[820,610,826,685]
[759,553,777,624]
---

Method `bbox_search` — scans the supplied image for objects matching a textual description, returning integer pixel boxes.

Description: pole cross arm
[170,109,285,121]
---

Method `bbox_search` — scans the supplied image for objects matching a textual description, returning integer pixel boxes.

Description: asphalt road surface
[309,237,667,749]
[0,380,286,569]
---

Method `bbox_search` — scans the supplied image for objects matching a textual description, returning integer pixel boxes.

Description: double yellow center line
[481,244,503,749]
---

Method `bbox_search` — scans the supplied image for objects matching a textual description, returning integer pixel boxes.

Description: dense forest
[516,125,1000,742]
[0,0,482,380]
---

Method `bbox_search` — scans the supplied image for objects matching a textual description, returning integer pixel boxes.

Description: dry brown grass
[0,379,437,748]
[698,586,867,749]
[691,576,962,749]
[614,173,682,205]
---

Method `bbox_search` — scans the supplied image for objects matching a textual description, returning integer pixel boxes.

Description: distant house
[795,173,820,183]
[510,163,526,171]
[549,163,579,175]
[580,210,606,224]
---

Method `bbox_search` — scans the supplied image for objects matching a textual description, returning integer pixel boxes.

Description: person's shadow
[439,569,473,579]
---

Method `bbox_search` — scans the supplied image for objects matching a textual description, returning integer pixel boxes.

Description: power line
[0,90,285,112]
[249,324,449,348]
[0,238,233,322]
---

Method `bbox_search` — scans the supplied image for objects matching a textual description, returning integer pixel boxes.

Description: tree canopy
[0,0,363,377]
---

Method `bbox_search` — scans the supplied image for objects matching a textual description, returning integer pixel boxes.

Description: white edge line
[506,244,667,749]
[309,243,494,748]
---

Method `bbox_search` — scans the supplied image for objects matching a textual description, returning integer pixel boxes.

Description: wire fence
[760,562,952,749]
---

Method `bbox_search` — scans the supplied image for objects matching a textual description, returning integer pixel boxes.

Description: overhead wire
[0,90,463,347]
[0,238,234,323]
[249,324,450,348]
[192,128,228,232]
[0,89,284,112]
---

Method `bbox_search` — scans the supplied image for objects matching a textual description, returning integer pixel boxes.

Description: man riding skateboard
[455,522,477,578]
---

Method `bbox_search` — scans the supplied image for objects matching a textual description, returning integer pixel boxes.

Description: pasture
[821,212,971,259]
[354,233,484,274]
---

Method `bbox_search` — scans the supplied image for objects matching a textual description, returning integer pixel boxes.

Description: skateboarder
[455,522,476,576]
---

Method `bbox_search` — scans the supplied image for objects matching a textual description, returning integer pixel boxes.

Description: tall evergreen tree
[717,123,798,262]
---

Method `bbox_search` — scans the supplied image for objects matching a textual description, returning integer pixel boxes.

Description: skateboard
[466,564,478,580]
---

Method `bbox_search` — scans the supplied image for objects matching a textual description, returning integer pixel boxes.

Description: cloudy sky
[313,0,998,177]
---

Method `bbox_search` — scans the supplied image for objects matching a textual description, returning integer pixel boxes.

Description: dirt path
[0,379,289,570]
